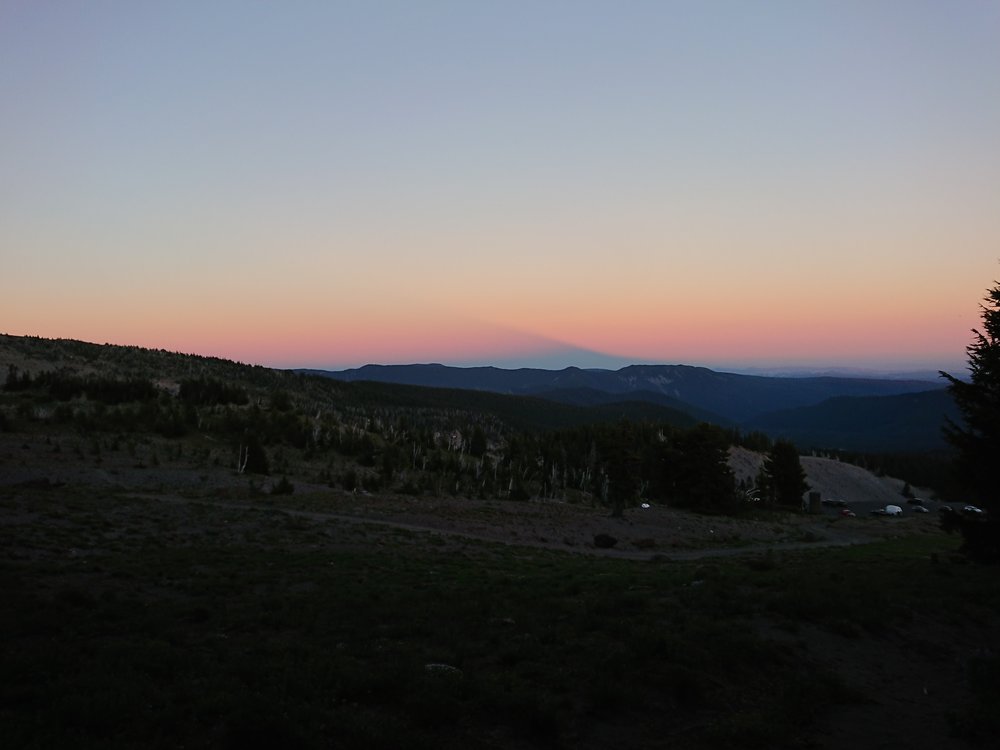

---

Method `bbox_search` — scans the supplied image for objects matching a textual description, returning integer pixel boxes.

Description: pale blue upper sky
[2,1,998,371]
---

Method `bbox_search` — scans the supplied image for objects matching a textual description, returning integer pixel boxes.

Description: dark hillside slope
[534,386,728,425]
[613,365,943,423]
[745,389,960,452]
[302,363,584,393]
[307,363,942,422]
[339,381,699,432]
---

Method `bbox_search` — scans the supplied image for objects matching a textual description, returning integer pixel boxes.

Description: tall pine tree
[763,440,809,508]
[941,281,1000,511]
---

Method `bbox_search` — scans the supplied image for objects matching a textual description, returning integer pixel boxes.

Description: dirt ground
[1,433,933,561]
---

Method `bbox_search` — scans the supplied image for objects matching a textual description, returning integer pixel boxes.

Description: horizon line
[0,332,965,380]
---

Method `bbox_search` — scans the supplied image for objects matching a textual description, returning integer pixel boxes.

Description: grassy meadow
[2,482,998,749]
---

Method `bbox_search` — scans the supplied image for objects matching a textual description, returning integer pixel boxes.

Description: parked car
[911,505,929,513]
[839,508,856,518]
[963,505,984,515]
[871,505,902,516]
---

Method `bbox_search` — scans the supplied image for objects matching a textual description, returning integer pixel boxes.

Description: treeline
[520,421,739,513]
[178,377,249,406]
[825,448,963,502]
[1,334,311,397]
[2,365,754,513]
[5,367,252,408]
[0,362,902,513]
[5,366,157,404]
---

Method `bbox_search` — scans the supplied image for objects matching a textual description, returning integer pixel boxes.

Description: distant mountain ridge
[528,387,728,425]
[0,335,956,453]
[745,389,959,452]
[300,363,944,424]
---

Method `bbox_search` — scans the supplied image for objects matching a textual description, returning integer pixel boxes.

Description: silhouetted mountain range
[302,363,944,424]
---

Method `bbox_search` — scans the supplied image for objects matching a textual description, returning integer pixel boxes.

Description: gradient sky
[2,2,999,373]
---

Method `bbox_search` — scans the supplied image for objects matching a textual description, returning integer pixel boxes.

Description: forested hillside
[1,335,748,513]
[2,334,960,504]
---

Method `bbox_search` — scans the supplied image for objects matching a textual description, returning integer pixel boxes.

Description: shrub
[270,476,295,495]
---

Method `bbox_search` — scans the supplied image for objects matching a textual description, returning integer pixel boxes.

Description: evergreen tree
[941,281,1000,510]
[469,426,487,457]
[940,280,1000,562]
[671,424,737,512]
[763,440,809,508]
[237,433,270,475]
[599,422,641,517]
[753,465,772,506]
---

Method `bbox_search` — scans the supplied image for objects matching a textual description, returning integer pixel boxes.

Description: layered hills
[304,362,956,452]
[1,334,959,453]
[304,363,942,422]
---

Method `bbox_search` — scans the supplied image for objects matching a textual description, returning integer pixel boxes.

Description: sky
[2,1,999,374]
